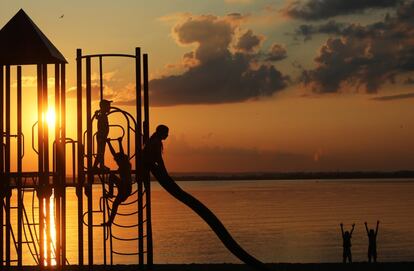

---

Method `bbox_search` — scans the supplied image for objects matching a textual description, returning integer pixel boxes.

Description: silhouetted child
[93,99,112,172]
[143,124,169,169]
[365,220,379,263]
[102,137,132,226]
[340,223,355,263]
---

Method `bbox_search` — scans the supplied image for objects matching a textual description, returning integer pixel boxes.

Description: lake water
[14,179,414,264]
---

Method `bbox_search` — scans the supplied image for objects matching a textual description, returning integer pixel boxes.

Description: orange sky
[1,1,414,172]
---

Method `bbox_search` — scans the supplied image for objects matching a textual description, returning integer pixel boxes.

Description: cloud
[235,29,264,53]
[282,0,402,21]
[265,43,288,61]
[371,92,414,101]
[225,0,253,4]
[294,20,347,41]
[66,70,122,102]
[146,14,289,106]
[299,1,414,93]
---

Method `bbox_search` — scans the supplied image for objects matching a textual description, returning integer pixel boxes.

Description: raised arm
[350,223,355,235]
[340,223,344,237]
[107,139,116,156]
[117,137,124,155]
[364,222,369,235]
[375,220,379,236]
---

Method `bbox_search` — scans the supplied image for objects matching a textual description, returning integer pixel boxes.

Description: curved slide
[150,165,268,271]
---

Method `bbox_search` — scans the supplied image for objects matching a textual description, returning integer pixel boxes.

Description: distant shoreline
[167,170,414,181]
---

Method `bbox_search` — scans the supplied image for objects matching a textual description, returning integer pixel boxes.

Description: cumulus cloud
[146,14,289,106]
[265,43,288,61]
[235,29,264,53]
[282,0,402,21]
[299,1,414,93]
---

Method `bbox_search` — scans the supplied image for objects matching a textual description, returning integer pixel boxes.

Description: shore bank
[7,263,414,271]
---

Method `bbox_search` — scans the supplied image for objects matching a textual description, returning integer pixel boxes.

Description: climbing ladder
[4,177,40,265]
[101,173,149,264]
[80,105,150,266]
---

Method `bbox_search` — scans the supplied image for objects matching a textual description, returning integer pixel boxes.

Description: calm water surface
[16,179,414,264]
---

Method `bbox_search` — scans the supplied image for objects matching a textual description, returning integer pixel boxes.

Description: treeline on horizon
[167,170,414,181]
[57,170,414,185]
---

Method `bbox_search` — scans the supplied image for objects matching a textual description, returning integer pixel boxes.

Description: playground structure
[0,10,152,268]
[0,9,266,270]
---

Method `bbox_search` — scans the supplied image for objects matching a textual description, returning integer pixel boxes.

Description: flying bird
[59,14,64,19]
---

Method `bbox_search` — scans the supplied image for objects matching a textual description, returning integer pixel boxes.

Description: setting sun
[45,108,56,129]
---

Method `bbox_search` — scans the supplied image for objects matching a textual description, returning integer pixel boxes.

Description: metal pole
[54,64,61,267]
[86,57,94,267]
[0,65,4,266]
[76,49,84,266]
[60,63,67,266]
[37,64,45,267]
[135,47,144,265]
[99,56,103,101]
[42,64,52,267]
[17,66,23,267]
[143,54,153,265]
[5,65,11,267]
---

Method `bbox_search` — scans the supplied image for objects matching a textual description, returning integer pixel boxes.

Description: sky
[1,0,414,172]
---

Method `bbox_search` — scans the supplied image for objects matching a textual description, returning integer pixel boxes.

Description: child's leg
[107,174,116,198]
[107,197,122,225]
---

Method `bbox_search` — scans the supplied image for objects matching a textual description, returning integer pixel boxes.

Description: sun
[45,108,56,129]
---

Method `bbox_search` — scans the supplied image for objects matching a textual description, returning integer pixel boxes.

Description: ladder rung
[25,223,39,226]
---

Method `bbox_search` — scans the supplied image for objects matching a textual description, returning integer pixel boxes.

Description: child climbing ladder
[102,137,132,226]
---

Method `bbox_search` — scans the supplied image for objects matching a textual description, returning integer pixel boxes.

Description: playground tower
[0,9,152,268]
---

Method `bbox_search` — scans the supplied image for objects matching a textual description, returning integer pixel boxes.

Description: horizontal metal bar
[79,54,136,59]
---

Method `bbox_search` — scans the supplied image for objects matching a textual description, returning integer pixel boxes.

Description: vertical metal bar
[17,66,23,267]
[102,181,106,266]
[5,65,11,267]
[54,64,61,267]
[0,65,4,267]
[135,47,144,265]
[86,57,94,266]
[37,64,45,267]
[60,63,67,266]
[42,64,52,267]
[99,56,103,101]
[143,54,153,265]
[76,49,84,266]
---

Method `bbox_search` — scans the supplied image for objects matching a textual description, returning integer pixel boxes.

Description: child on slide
[143,124,169,169]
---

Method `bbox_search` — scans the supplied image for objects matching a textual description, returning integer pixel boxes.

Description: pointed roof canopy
[0,9,67,65]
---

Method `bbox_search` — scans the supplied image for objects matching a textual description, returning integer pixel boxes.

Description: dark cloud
[371,92,414,101]
[235,29,264,53]
[147,15,289,106]
[294,20,347,41]
[265,43,287,61]
[282,0,402,21]
[300,1,414,93]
